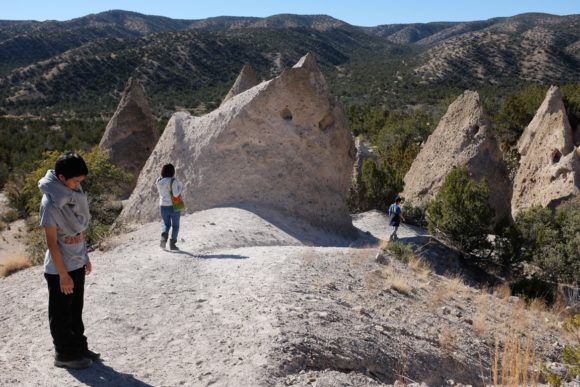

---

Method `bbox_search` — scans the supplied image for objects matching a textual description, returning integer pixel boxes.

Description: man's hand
[59,273,74,294]
[85,260,92,275]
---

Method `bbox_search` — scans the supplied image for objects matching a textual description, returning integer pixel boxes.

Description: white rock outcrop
[512,86,580,215]
[220,64,258,106]
[402,90,512,223]
[99,77,159,188]
[120,53,356,235]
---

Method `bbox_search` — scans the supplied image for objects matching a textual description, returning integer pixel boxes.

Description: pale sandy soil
[0,207,571,386]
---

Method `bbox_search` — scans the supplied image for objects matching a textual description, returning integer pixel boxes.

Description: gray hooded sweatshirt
[38,170,91,274]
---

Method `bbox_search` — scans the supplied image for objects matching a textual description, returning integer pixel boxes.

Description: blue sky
[3,0,579,26]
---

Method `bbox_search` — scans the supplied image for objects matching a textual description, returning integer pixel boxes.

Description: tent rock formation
[120,53,356,236]
[512,86,580,215]
[99,77,159,192]
[402,90,512,224]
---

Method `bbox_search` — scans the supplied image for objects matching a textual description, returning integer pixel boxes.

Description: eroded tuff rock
[512,86,579,215]
[402,90,512,224]
[99,77,159,192]
[220,64,258,106]
[120,53,356,235]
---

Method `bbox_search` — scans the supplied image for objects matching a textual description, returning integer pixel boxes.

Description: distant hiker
[38,152,100,369]
[388,197,405,241]
[156,163,183,250]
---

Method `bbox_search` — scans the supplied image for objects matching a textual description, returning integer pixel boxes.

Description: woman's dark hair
[55,152,89,179]
[161,163,175,178]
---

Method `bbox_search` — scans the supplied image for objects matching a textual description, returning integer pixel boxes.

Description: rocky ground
[0,208,575,386]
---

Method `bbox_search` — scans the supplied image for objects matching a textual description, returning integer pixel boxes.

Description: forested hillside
[0,10,579,189]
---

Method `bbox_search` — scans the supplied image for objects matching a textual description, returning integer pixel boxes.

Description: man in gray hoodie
[38,152,99,369]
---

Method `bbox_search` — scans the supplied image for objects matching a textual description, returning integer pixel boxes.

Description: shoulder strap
[169,178,175,196]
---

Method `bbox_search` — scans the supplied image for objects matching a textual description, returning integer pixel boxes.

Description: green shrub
[543,314,580,382]
[18,148,131,216]
[427,166,494,254]
[490,84,547,148]
[358,159,403,212]
[384,241,415,263]
[25,216,47,266]
[402,203,427,228]
[513,198,580,283]
[18,148,131,264]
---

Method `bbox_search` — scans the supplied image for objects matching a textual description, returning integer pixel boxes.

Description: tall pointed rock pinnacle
[99,77,159,195]
[512,86,579,215]
[220,64,258,106]
[402,90,512,224]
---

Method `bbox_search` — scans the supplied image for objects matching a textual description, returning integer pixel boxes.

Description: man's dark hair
[55,152,89,179]
[161,163,175,178]
[395,197,404,204]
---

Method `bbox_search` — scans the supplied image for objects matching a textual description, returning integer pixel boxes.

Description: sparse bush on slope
[427,166,494,254]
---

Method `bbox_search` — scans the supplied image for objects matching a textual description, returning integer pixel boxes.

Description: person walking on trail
[156,163,183,250]
[38,152,100,370]
[388,197,405,241]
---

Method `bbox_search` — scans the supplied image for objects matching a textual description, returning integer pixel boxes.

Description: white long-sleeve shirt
[156,177,183,207]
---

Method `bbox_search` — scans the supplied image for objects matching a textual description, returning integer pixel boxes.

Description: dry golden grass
[495,282,512,299]
[527,298,547,313]
[379,239,390,251]
[389,274,411,295]
[429,283,449,309]
[472,314,487,336]
[492,332,540,386]
[446,274,466,295]
[0,255,31,277]
[408,257,432,281]
[551,293,568,316]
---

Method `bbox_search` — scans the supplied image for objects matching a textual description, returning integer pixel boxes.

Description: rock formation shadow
[67,361,153,386]
[399,235,501,288]
[228,203,379,248]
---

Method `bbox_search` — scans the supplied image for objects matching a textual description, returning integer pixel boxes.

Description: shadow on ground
[197,254,249,260]
[399,235,501,288]
[225,203,380,248]
[68,361,153,386]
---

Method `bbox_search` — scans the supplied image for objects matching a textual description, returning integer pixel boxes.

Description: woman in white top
[155,163,182,250]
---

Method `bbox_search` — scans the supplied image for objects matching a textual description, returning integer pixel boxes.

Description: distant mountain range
[0,10,578,117]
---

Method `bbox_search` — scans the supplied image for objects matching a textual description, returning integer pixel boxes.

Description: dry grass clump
[408,257,431,282]
[446,274,467,295]
[389,274,412,295]
[0,255,31,277]
[494,282,512,299]
[527,298,547,313]
[472,314,488,336]
[491,332,540,386]
[382,241,415,263]
[430,283,449,309]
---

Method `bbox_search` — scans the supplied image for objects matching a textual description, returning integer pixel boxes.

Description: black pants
[44,267,88,359]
